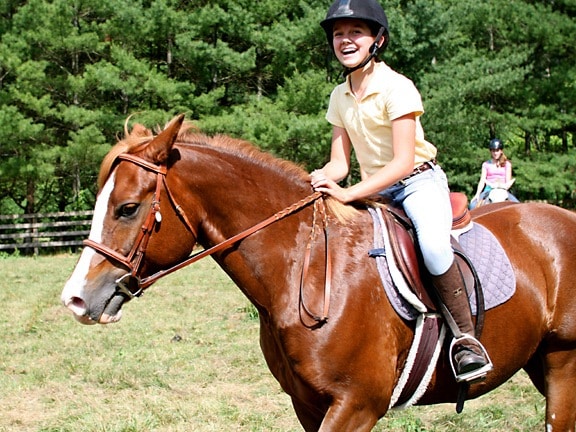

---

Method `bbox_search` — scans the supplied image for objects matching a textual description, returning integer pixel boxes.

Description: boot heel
[449,335,493,383]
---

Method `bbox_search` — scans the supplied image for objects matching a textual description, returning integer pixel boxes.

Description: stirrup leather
[449,335,493,383]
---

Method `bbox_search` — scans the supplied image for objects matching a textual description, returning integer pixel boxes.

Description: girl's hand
[310,170,351,202]
[505,178,516,189]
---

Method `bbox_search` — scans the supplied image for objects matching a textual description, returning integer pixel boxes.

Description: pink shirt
[483,160,511,185]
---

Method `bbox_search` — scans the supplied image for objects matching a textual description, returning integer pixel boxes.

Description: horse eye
[118,203,140,219]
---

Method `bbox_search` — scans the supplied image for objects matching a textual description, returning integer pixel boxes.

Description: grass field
[0,254,544,431]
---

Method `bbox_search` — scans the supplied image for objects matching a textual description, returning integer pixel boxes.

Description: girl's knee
[421,245,454,276]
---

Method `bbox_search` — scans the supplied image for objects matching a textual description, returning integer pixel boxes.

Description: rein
[299,198,332,325]
[83,153,329,324]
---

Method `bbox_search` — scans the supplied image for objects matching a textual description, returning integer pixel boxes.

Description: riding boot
[431,261,491,380]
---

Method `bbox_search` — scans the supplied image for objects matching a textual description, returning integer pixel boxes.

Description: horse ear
[145,114,185,164]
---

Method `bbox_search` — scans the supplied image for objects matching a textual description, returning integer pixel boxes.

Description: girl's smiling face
[491,148,502,159]
[332,19,377,69]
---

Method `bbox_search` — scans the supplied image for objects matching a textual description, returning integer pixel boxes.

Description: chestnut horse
[62,115,576,431]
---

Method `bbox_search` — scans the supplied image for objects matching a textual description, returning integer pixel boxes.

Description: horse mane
[98,115,359,223]
[182,131,308,183]
[179,132,360,223]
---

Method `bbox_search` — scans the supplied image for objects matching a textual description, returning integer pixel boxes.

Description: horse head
[61,114,197,324]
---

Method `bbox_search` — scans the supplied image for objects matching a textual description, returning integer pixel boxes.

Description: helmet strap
[343,26,386,77]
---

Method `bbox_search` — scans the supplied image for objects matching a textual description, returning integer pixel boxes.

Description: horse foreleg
[544,349,576,432]
[318,399,380,432]
[523,354,546,395]
[291,397,324,432]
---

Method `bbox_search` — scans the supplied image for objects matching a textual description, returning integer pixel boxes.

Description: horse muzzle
[63,292,126,325]
[62,274,135,325]
[99,292,126,324]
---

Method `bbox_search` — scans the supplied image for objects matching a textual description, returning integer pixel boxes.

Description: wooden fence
[0,211,93,255]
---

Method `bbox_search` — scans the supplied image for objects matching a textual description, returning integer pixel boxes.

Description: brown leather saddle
[382,192,482,320]
[377,192,487,409]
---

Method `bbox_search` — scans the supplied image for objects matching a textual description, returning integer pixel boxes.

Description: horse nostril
[66,296,88,317]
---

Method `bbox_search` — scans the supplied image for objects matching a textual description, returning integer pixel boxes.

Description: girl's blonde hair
[495,151,509,168]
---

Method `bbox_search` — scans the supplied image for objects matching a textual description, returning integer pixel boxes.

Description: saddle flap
[383,208,436,310]
[382,196,477,314]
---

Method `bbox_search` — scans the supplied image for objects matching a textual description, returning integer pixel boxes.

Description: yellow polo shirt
[326,62,437,177]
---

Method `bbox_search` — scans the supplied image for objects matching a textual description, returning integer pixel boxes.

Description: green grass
[0,254,544,431]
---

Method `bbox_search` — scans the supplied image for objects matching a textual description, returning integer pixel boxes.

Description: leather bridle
[82,152,192,298]
[82,153,330,324]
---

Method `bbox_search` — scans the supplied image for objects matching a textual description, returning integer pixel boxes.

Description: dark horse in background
[61,115,576,431]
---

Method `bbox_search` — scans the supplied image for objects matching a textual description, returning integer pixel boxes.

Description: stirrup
[449,335,493,383]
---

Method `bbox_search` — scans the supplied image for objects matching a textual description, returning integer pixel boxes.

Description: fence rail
[0,211,93,254]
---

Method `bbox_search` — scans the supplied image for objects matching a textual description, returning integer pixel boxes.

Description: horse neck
[173,143,314,310]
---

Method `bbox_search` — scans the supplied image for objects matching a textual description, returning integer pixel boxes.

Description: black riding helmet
[489,138,504,150]
[321,0,389,75]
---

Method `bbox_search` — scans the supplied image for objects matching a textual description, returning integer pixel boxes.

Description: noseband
[83,152,323,301]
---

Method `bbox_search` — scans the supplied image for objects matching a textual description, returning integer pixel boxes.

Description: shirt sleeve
[325,87,345,128]
[386,76,424,120]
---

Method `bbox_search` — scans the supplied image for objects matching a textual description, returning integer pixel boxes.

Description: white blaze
[61,172,116,307]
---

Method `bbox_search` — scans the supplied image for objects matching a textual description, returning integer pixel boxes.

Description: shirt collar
[343,62,389,100]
